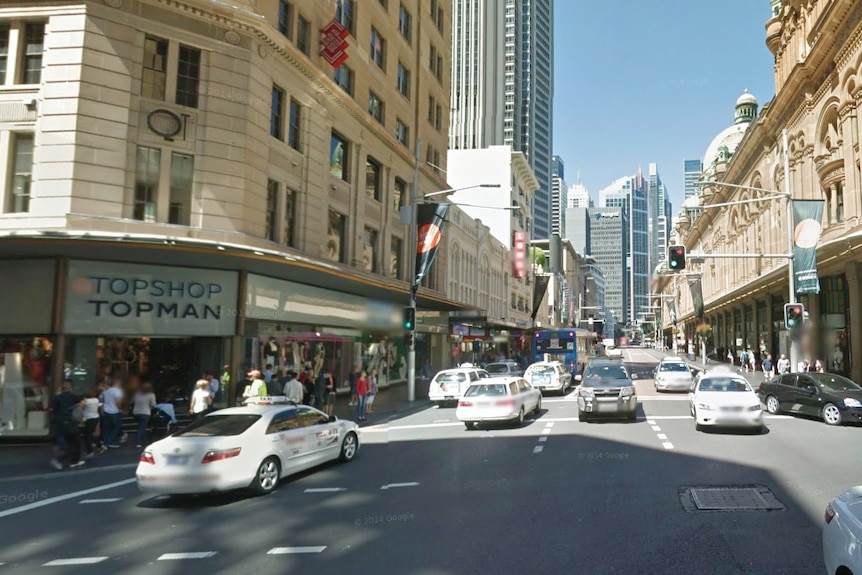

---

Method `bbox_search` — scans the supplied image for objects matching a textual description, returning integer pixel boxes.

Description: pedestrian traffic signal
[668,245,686,270]
[784,303,804,329]
[403,307,416,330]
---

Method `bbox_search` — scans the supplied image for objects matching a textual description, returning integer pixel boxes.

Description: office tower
[648,163,672,267]
[450,0,554,240]
[588,207,628,327]
[563,207,590,258]
[551,155,566,238]
[567,182,592,208]
[684,159,703,200]
[599,172,649,325]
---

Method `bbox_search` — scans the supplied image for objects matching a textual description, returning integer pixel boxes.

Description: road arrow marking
[380,482,419,490]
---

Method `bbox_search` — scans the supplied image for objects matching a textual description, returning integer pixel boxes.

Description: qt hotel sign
[513,231,527,279]
[64,261,239,336]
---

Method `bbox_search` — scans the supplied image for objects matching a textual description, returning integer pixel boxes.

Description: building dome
[702,91,758,176]
[736,89,758,107]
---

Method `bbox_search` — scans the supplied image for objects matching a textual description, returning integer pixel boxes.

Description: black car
[757,372,862,425]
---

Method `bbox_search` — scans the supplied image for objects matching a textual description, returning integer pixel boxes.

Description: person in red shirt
[355,370,369,421]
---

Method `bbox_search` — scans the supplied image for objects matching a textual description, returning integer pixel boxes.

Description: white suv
[524,361,572,395]
[428,367,490,406]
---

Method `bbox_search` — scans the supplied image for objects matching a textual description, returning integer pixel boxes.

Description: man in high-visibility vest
[221,364,231,401]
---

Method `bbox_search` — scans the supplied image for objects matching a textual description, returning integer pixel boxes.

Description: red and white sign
[320,19,350,68]
[513,231,527,279]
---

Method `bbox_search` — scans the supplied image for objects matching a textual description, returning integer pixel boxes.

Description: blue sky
[553,0,777,210]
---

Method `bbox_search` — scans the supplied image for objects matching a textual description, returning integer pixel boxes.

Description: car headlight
[697,403,713,410]
[620,387,635,397]
[748,404,762,412]
[844,398,862,408]
[579,388,594,397]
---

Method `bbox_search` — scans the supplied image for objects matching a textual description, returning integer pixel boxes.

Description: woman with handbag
[81,388,105,457]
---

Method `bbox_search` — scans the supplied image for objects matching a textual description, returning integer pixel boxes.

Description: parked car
[575,360,637,422]
[689,369,763,432]
[823,485,862,575]
[524,361,572,395]
[428,366,491,406]
[757,372,862,426]
[457,377,542,429]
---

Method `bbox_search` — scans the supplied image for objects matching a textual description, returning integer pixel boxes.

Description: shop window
[327,210,346,263]
[0,25,8,83]
[133,146,161,222]
[363,227,378,272]
[0,337,53,437]
[20,23,44,85]
[142,35,168,100]
[368,91,384,125]
[176,45,201,108]
[266,179,278,241]
[283,187,297,248]
[8,133,33,213]
[334,65,354,97]
[288,98,301,150]
[330,132,349,181]
[168,152,194,226]
[370,27,386,70]
[278,0,294,40]
[296,14,310,55]
[365,157,381,201]
[271,84,285,140]
[390,236,402,279]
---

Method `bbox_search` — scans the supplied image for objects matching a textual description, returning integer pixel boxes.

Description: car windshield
[584,364,628,382]
[698,378,751,392]
[485,364,510,374]
[660,363,689,372]
[174,414,261,437]
[811,373,862,392]
[436,373,467,384]
[464,384,508,397]
[528,365,556,374]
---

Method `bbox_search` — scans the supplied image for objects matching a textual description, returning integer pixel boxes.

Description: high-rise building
[563,207,590,258]
[551,155,566,238]
[588,207,628,327]
[450,0,554,240]
[648,163,672,268]
[684,159,703,200]
[599,173,649,325]
[567,183,592,208]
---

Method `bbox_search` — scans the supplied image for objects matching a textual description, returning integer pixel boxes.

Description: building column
[751,302,759,351]
[846,262,862,384]
[830,183,838,224]
[804,292,820,362]
[764,301,773,357]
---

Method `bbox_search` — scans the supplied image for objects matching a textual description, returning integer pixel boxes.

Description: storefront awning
[0,236,476,313]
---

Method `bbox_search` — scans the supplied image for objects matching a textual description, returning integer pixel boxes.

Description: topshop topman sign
[64,261,239,336]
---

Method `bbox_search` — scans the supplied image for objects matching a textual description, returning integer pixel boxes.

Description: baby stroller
[149,403,178,438]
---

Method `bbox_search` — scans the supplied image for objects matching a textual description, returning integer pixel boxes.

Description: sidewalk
[675,354,765,386]
[0,382,430,481]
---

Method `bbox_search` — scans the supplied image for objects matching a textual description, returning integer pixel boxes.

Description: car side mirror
[574,375,582,381]
[328,415,337,422]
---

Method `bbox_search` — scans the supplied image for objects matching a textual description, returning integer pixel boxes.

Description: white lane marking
[43,558,108,566]
[157,552,217,560]
[541,428,552,435]
[533,446,543,453]
[0,478,135,519]
[380,482,419,490]
[268,547,326,555]
[637,397,691,401]
[662,442,675,450]
[657,434,668,440]
[651,425,662,432]
[79,498,122,504]
[432,419,449,423]
[304,488,347,493]
[646,415,791,420]
[538,436,548,442]
[545,422,555,428]
[362,422,462,432]
[646,419,656,424]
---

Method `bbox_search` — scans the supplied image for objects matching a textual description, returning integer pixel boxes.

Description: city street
[0,350,856,574]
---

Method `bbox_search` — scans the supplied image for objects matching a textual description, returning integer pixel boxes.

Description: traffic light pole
[407,138,421,403]
[782,128,800,372]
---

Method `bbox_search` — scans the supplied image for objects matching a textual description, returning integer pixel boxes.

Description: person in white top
[190,380,212,420]
[132,383,157,448]
[283,374,303,404]
[81,389,105,457]
[777,354,791,374]
[101,379,124,448]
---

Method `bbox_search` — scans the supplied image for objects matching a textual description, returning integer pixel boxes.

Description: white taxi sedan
[525,361,572,395]
[456,377,542,429]
[689,371,764,432]
[136,397,360,496]
[824,486,862,575]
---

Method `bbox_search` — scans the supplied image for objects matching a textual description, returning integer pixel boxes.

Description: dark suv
[575,360,638,422]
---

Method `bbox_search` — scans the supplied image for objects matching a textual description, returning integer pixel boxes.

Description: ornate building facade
[659,0,862,382]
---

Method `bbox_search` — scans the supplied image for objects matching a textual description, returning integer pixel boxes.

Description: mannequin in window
[264,338,279,367]
[313,343,325,376]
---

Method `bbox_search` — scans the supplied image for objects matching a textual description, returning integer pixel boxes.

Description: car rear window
[698,378,750,392]
[660,363,689,372]
[436,373,467,384]
[529,365,556,374]
[485,364,509,374]
[175,414,261,437]
[464,384,508,397]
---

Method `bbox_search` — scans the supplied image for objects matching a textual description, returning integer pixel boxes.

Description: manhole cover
[679,485,785,512]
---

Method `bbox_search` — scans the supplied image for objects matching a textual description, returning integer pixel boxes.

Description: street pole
[783,128,800,371]
[407,138,421,402]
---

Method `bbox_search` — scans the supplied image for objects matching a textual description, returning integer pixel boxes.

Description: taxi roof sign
[243,396,296,406]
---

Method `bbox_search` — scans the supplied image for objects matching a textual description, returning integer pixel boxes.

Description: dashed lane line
[651,426,662,432]
[648,421,675,450]
[303,488,347,493]
[0,478,136,519]
[268,547,327,555]
[79,498,122,504]
[43,558,108,566]
[157,552,217,561]
[533,446,544,453]
[662,442,675,450]
[541,428,552,435]
[657,434,668,440]
[380,482,419,490]
[538,436,548,442]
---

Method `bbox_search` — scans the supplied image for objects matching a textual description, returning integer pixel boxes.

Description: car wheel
[822,403,843,426]
[689,403,695,417]
[765,395,781,414]
[535,396,542,414]
[338,432,358,462]
[627,412,637,422]
[515,406,525,426]
[250,456,280,495]
[464,421,474,430]
[578,410,588,422]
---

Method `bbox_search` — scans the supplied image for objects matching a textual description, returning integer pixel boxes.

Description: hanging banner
[414,202,450,288]
[513,231,527,279]
[320,2,350,68]
[667,299,677,326]
[792,199,825,295]
[530,275,550,321]
[687,275,704,319]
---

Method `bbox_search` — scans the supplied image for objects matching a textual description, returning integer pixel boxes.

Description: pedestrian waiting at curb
[366,368,378,414]
[355,370,369,421]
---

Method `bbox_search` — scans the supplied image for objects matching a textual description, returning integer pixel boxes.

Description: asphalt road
[0,348,856,574]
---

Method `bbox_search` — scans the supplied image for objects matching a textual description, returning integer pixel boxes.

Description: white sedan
[689,371,764,432]
[136,397,360,496]
[824,486,862,575]
[456,377,542,429]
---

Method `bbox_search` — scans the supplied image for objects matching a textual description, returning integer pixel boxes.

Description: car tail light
[201,447,242,464]
[458,400,472,407]
[495,399,514,407]
[825,502,836,524]
[139,451,155,465]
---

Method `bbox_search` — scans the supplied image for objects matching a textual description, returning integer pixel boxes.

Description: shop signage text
[87,277,223,320]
